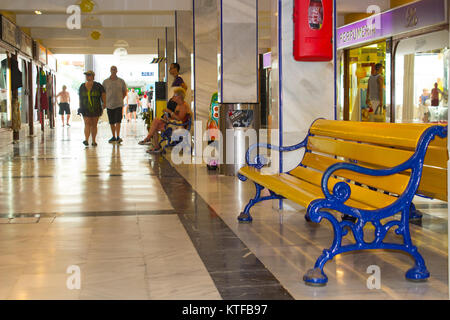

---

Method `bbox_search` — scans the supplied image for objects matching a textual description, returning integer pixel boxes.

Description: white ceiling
[0,0,392,55]
[1,0,192,55]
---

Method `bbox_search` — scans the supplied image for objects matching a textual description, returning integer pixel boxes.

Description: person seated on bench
[144,87,190,153]
[138,98,177,145]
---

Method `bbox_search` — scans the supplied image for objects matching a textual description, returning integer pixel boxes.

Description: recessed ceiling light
[35,11,43,15]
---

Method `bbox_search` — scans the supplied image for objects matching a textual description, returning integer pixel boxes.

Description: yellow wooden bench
[237,119,448,285]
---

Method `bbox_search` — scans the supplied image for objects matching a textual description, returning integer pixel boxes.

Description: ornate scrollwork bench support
[302,125,447,286]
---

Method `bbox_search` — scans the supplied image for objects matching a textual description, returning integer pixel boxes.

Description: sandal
[146,147,161,153]
[138,139,151,145]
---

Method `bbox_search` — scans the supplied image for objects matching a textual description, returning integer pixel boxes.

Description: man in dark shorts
[56,85,71,127]
[127,88,139,122]
[102,66,128,143]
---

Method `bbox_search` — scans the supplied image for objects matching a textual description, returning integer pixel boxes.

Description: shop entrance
[345,40,390,122]
[394,30,449,124]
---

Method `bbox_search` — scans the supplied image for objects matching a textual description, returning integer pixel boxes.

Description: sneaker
[109,137,117,143]
[83,140,89,146]
[67,123,71,127]
[116,137,123,144]
[92,142,98,147]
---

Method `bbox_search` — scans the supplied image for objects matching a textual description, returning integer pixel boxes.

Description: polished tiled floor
[0,119,448,299]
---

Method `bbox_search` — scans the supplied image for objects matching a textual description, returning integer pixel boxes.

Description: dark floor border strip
[153,156,293,300]
[0,210,177,219]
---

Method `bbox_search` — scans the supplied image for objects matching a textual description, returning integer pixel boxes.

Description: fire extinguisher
[293,0,333,61]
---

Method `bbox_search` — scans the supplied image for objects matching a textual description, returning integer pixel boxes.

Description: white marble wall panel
[175,11,193,107]
[220,0,258,103]
[166,27,175,76]
[193,0,219,129]
[158,38,166,82]
[279,0,334,173]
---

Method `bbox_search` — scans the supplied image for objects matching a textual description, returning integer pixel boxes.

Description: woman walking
[79,70,106,147]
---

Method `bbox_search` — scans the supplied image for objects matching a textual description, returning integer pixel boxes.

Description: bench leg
[304,202,430,286]
[401,207,429,281]
[409,203,423,221]
[237,182,283,223]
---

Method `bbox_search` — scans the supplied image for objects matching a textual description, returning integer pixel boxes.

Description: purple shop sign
[263,52,271,69]
[337,0,447,49]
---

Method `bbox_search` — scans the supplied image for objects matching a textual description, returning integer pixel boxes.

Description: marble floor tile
[165,154,449,300]
[7,274,81,300]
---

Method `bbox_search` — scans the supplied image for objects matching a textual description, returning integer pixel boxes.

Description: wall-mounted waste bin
[219,103,260,176]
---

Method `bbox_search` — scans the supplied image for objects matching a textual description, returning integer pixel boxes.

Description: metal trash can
[219,103,260,176]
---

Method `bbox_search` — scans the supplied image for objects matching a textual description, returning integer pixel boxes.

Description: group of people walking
[60,62,189,151]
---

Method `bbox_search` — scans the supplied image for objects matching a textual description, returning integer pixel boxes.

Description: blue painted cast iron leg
[401,208,429,281]
[238,183,264,223]
[238,183,283,223]
[409,203,423,221]
[303,209,344,286]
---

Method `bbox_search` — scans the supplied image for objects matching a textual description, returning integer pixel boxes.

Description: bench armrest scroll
[245,138,308,169]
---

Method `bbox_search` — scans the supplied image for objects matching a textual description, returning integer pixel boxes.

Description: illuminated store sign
[337,0,446,49]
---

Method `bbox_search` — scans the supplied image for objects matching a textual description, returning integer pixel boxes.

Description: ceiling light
[114,47,128,56]
[34,11,42,15]
[114,40,129,48]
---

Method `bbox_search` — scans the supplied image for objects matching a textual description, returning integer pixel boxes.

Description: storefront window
[18,59,28,124]
[347,41,388,122]
[336,50,344,120]
[395,30,449,123]
[0,51,11,128]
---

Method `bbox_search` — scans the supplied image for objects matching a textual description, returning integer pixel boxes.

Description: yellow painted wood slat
[289,166,397,209]
[418,166,447,201]
[301,153,410,195]
[308,135,448,169]
[309,119,447,149]
[308,136,414,168]
[239,166,374,210]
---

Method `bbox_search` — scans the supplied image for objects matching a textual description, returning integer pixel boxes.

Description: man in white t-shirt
[127,88,139,121]
[102,66,128,143]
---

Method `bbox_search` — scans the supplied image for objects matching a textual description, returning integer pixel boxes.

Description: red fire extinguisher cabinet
[293,0,333,61]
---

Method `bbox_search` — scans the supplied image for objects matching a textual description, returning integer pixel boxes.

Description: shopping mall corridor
[0,120,448,300]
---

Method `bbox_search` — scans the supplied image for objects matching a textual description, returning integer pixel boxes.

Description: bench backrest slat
[301,152,410,195]
[302,120,448,202]
[310,119,447,149]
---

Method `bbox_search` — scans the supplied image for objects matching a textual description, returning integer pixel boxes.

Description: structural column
[218,0,259,175]
[193,0,219,158]
[270,0,335,209]
[175,10,193,108]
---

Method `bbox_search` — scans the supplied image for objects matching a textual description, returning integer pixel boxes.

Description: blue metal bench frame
[158,116,192,154]
[238,123,447,285]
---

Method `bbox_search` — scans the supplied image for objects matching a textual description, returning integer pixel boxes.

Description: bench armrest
[321,124,448,203]
[245,137,308,170]
[320,161,413,202]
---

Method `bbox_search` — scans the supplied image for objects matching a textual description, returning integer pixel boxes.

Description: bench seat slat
[418,166,447,201]
[239,166,374,210]
[288,166,397,209]
[301,153,410,195]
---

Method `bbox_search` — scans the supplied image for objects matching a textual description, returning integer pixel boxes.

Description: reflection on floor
[166,152,449,300]
[0,120,448,300]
